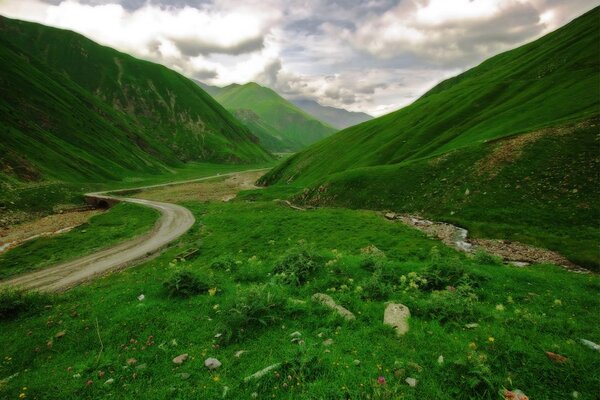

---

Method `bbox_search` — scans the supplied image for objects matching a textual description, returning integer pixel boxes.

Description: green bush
[473,249,503,265]
[0,289,50,320]
[272,249,322,286]
[421,262,486,292]
[217,285,287,343]
[361,271,393,300]
[210,255,238,272]
[410,285,479,323]
[163,270,211,298]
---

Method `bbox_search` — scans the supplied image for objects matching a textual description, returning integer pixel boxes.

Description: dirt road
[0,169,268,292]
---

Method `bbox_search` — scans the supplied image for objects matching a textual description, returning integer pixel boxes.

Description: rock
[360,245,386,258]
[135,363,147,370]
[312,293,355,321]
[290,331,302,338]
[322,339,334,346]
[545,351,568,363]
[405,377,417,387]
[104,378,114,385]
[465,323,479,329]
[353,359,361,366]
[72,373,81,379]
[244,363,281,382]
[172,353,188,365]
[55,331,66,339]
[384,303,410,336]
[384,212,397,220]
[580,339,600,352]
[204,357,221,370]
[137,294,145,301]
[465,188,470,196]
[437,355,444,365]
[502,389,529,400]
[126,358,137,365]
[234,350,247,358]
[176,373,190,380]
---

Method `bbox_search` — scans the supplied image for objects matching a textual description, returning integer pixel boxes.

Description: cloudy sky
[0,0,596,116]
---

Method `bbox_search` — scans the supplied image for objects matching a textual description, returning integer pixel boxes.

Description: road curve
[0,169,268,292]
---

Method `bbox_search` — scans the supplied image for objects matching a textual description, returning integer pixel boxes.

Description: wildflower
[469,342,477,350]
[19,394,26,399]
[208,288,217,296]
[496,304,505,312]
[488,337,495,343]
[212,375,220,382]
[507,296,514,303]
[377,376,386,385]
[400,275,407,283]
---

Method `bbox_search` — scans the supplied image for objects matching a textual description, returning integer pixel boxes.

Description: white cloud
[0,0,597,116]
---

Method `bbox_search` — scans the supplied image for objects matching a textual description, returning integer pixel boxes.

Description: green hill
[260,7,600,268]
[0,16,272,185]
[201,82,337,152]
[291,98,373,129]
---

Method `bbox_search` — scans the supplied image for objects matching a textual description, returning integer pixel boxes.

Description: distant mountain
[290,98,373,129]
[199,82,337,152]
[0,16,272,184]
[261,7,600,268]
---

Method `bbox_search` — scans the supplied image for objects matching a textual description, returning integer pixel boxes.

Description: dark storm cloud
[172,35,265,56]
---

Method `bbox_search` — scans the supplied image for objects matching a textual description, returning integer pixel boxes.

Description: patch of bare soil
[475,119,593,178]
[134,170,265,203]
[0,209,101,254]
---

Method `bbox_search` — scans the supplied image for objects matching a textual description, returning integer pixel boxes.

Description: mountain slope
[202,82,337,152]
[0,16,272,184]
[291,98,373,129]
[260,7,600,268]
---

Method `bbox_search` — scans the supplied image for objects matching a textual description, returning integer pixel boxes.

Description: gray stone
[204,357,221,370]
[384,303,410,336]
[244,363,281,382]
[172,354,188,365]
[405,377,417,387]
[312,293,355,321]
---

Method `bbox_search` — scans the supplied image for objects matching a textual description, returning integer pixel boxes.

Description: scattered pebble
[234,350,247,358]
[244,363,281,382]
[290,331,302,338]
[176,373,190,380]
[322,339,334,346]
[126,358,137,365]
[465,323,479,329]
[104,378,114,385]
[55,331,66,339]
[405,377,417,387]
[579,339,600,352]
[137,294,145,301]
[437,355,444,365]
[353,359,360,366]
[172,354,188,365]
[204,357,222,370]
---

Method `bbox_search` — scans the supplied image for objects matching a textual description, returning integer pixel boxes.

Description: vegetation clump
[0,289,50,320]
[272,249,322,285]
[163,270,211,298]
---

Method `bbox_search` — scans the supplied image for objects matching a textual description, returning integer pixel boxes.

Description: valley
[0,3,598,400]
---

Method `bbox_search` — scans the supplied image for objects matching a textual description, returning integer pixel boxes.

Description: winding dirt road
[0,169,268,292]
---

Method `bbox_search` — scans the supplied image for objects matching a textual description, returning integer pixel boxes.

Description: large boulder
[384,303,410,336]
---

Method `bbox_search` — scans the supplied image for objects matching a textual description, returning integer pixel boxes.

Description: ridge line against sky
[0,0,597,116]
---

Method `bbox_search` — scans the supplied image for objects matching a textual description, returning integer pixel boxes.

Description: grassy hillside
[291,98,373,130]
[203,82,337,152]
[0,16,272,186]
[1,199,599,399]
[260,7,600,268]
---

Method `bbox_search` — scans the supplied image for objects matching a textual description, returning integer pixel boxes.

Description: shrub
[361,271,393,300]
[272,249,322,286]
[210,255,238,272]
[410,285,479,323]
[473,249,503,265]
[421,262,486,292]
[0,289,50,320]
[217,285,286,343]
[163,270,211,298]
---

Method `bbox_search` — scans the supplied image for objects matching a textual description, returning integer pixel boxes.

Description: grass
[0,200,598,399]
[0,16,272,186]
[259,8,600,270]
[0,203,158,280]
